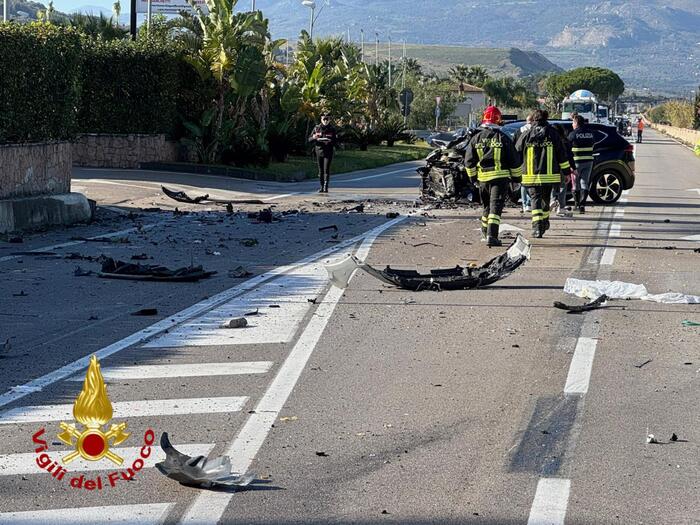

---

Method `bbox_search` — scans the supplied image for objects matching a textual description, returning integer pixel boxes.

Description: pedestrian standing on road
[464,106,522,247]
[309,114,338,193]
[551,124,575,217]
[568,115,596,213]
[636,117,645,144]
[515,109,571,238]
[514,113,534,212]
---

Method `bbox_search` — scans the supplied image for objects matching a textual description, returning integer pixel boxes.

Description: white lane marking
[622,190,630,196]
[262,192,300,201]
[527,478,571,525]
[600,248,617,266]
[686,189,700,196]
[613,208,625,219]
[609,224,622,237]
[587,247,603,265]
[0,503,173,524]
[341,166,416,183]
[0,443,214,476]
[66,362,273,381]
[564,338,598,395]
[681,234,700,242]
[179,217,406,525]
[0,396,247,425]
[0,224,160,263]
[80,179,161,191]
[0,219,403,409]
[144,264,327,348]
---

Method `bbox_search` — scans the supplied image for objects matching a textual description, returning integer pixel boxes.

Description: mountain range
[15,0,700,93]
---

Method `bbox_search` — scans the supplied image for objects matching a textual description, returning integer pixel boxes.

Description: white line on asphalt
[686,189,700,196]
[144,264,328,348]
[0,219,404,409]
[179,217,407,525]
[0,443,214,476]
[0,224,161,263]
[564,338,598,395]
[66,362,273,381]
[587,247,603,265]
[0,396,247,425]
[681,234,700,242]
[609,224,622,237]
[600,248,617,266]
[527,478,571,525]
[81,179,162,191]
[613,208,625,219]
[262,192,301,201]
[342,167,415,183]
[0,503,173,525]
[622,190,630,195]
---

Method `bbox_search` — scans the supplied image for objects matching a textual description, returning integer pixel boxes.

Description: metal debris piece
[682,320,700,327]
[228,266,253,278]
[70,236,130,243]
[244,309,259,316]
[162,186,263,206]
[386,212,400,219]
[239,238,258,247]
[670,433,679,442]
[319,224,338,232]
[249,208,273,223]
[634,359,653,369]
[65,253,100,262]
[221,317,247,329]
[553,294,609,313]
[12,291,28,297]
[8,236,23,243]
[131,253,151,260]
[155,432,255,489]
[411,242,443,248]
[99,258,216,282]
[326,234,531,291]
[10,251,58,257]
[132,308,158,316]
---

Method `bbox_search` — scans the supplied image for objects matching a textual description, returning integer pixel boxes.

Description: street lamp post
[360,29,364,62]
[375,32,379,66]
[302,0,329,41]
[3,0,7,22]
[388,36,392,88]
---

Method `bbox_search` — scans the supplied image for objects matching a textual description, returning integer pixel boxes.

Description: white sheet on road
[143,262,328,348]
[564,278,700,304]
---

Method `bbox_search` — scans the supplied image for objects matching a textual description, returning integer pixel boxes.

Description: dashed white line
[0,443,214,476]
[527,478,571,525]
[609,224,622,237]
[66,362,273,381]
[0,503,174,525]
[600,248,617,266]
[564,338,598,395]
[0,396,248,425]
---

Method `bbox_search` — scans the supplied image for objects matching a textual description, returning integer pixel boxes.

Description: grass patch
[250,143,431,180]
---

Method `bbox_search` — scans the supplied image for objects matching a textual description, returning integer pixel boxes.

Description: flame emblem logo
[57,356,130,465]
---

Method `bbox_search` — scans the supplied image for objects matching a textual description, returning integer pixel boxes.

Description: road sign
[399,88,414,106]
[435,105,441,117]
[136,0,208,14]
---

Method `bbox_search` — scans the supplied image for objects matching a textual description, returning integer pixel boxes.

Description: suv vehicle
[501,120,635,204]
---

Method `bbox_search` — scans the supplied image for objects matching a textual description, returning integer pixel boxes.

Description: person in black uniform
[515,110,571,238]
[464,106,522,247]
[568,115,596,213]
[308,114,338,193]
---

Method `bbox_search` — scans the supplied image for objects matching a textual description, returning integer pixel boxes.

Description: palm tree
[448,64,469,96]
[112,0,121,21]
[466,66,489,87]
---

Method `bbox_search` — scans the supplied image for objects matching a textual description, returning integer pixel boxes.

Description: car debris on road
[162,186,264,206]
[326,234,531,291]
[99,257,216,282]
[553,294,609,313]
[156,433,255,489]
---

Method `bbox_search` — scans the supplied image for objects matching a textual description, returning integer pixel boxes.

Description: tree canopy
[545,67,625,104]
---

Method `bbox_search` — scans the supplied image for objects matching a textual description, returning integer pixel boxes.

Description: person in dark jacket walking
[568,115,596,213]
[515,110,571,238]
[465,106,522,247]
[309,114,338,193]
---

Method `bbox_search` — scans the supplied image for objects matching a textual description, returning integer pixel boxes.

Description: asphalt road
[0,132,698,525]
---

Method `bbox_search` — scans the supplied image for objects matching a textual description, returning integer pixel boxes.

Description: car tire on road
[590,170,623,204]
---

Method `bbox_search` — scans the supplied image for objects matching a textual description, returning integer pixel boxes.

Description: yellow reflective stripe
[494,145,502,173]
[571,147,593,152]
[522,173,561,185]
[531,209,544,222]
[477,169,511,182]
[560,161,571,170]
[527,146,534,177]
[510,166,523,177]
[543,211,550,219]
[487,214,501,224]
[466,167,477,177]
[547,144,553,177]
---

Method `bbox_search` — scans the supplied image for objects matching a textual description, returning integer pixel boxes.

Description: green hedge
[77,39,181,135]
[0,22,82,144]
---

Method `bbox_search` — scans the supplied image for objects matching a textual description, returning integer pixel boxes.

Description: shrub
[77,39,181,135]
[0,22,82,143]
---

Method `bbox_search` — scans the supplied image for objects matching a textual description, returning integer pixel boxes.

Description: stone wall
[651,123,700,147]
[0,141,72,200]
[73,133,179,169]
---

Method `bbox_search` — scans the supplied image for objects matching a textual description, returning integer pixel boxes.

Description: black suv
[501,120,635,204]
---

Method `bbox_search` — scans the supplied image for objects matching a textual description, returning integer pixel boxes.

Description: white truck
[561,90,611,125]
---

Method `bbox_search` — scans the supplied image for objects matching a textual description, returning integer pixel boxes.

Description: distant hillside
[4,0,70,21]
[362,45,562,78]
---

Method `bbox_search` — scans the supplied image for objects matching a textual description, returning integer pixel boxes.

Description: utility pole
[401,40,406,90]
[360,29,364,62]
[3,0,7,22]
[309,5,314,39]
[375,32,379,66]
[347,27,350,42]
[147,0,152,33]
[388,36,392,88]
[251,0,255,10]
[130,0,136,40]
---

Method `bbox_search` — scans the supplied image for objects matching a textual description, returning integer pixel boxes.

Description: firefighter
[515,110,571,238]
[308,113,338,193]
[568,115,595,213]
[465,106,522,247]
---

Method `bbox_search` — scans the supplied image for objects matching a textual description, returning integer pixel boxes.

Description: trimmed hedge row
[0,22,183,144]
[0,23,82,143]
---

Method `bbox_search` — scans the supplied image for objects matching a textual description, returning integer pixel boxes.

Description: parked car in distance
[501,120,635,204]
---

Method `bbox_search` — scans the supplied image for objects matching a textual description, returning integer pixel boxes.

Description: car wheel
[590,170,623,204]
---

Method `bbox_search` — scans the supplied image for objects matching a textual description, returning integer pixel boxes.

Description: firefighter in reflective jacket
[465,106,522,247]
[515,109,571,238]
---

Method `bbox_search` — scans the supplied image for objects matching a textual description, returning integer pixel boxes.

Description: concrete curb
[0,192,92,234]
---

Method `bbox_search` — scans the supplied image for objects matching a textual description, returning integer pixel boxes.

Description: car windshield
[564,102,593,113]
[597,108,608,118]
